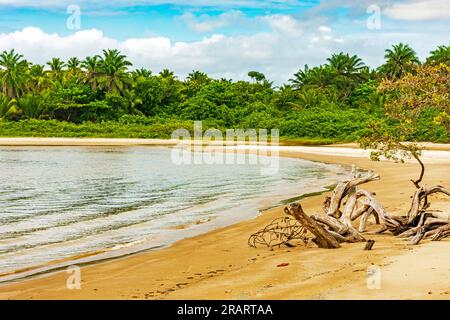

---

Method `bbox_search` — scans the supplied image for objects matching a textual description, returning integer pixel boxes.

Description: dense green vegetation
[0,43,448,143]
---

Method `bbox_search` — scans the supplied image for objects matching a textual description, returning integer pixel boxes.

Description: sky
[0,0,449,84]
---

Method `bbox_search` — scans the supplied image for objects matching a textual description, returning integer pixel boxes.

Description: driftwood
[391,185,450,244]
[284,203,340,249]
[355,189,402,231]
[326,171,380,218]
[364,240,375,250]
[354,184,449,245]
[248,217,309,248]
[406,185,450,224]
[249,170,449,250]
[282,173,380,248]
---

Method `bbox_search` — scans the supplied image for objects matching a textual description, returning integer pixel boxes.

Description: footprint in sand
[176,283,188,287]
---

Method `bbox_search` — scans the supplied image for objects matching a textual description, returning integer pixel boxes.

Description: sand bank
[0,141,449,300]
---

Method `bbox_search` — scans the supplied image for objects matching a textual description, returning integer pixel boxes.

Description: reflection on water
[0,146,349,274]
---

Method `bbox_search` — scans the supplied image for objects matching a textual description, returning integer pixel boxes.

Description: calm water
[0,146,349,275]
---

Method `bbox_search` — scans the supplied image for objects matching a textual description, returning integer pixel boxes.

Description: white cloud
[318,25,331,32]
[384,0,450,20]
[263,14,303,37]
[0,18,446,85]
[180,10,244,32]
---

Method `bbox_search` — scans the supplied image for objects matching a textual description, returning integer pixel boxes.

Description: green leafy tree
[360,64,450,188]
[133,76,164,116]
[48,79,108,122]
[248,71,266,83]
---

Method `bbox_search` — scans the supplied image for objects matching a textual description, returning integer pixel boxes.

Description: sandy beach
[0,138,449,300]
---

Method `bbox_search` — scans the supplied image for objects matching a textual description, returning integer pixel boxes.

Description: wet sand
[0,139,449,300]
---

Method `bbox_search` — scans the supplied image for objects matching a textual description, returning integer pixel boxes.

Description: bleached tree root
[255,171,450,250]
[394,185,450,244]
[406,185,450,224]
[326,171,380,218]
[284,203,340,249]
[431,224,450,241]
[355,189,409,233]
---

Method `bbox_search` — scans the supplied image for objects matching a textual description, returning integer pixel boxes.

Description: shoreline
[0,181,338,287]
[0,140,449,299]
[1,137,450,152]
[0,154,350,285]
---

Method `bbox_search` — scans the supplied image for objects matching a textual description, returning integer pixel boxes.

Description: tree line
[0,43,448,142]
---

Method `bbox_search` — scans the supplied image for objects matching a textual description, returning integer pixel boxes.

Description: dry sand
[0,138,449,300]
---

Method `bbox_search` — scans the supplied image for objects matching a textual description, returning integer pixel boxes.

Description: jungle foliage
[0,44,448,143]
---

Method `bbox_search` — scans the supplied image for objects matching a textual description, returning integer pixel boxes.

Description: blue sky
[0,1,317,40]
[0,0,449,83]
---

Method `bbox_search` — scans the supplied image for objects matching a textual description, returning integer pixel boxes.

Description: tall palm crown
[326,52,367,81]
[28,64,51,92]
[379,43,420,79]
[46,57,66,82]
[47,58,66,73]
[159,69,175,79]
[427,45,450,66]
[67,57,81,74]
[0,49,29,98]
[185,70,211,96]
[81,56,100,90]
[132,68,152,81]
[289,65,335,90]
[97,49,132,95]
[186,70,210,83]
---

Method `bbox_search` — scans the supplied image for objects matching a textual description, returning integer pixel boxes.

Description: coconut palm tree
[28,64,52,92]
[47,57,65,73]
[0,49,29,98]
[132,68,152,81]
[81,56,100,90]
[97,49,132,95]
[184,70,211,97]
[379,43,420,79]
[17,92,47,119]
[0,93,14,118]
[159,69,175,79]
[427,45,450,66]
[67,57,81,77]
[297,88,323,109]
[46,57,66,82]
[289,65,335,90]
[186,70,210,83]
[327,52,367,83]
